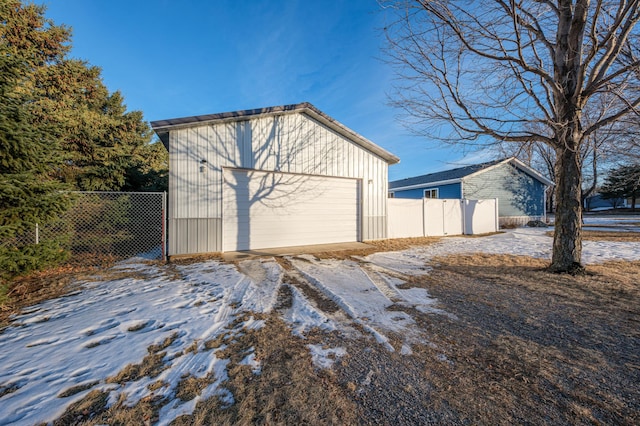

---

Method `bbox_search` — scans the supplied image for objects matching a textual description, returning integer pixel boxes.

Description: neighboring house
[584,193,637,211]
[389,158,554,225]
[151,103,399,255]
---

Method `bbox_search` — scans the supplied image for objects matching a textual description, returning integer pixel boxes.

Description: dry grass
[0,259,163,329]
[394,254,640,425]
[175,374,216,402]
[57,381,100,398]
[106,333,179,384]
[582,230,640,242]
[0,265,88,328]
[56,391,165,426]
[52,390,110,425]
[171,315,359,425]
[546,229,640,242]
[311,236,442,260]
[276,258,341,314]
[168,253,225,265]
[55,334,182,425]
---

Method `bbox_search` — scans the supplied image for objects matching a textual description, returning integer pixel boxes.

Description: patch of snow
[307,344,346,369]
[400,344,413,355]
[366,227,640,266]
[0,259,280,425]
[281,284,336,336]
[239,349,261,375]
[290,257,432,351]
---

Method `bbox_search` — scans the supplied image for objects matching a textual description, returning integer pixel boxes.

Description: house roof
[151,102,400,165]
[389,157,554,190]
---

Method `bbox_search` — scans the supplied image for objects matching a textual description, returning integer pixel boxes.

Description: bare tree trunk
[581,138,598,211]
[550,146,584,274]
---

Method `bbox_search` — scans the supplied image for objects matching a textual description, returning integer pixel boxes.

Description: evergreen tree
[123,140,169,192]
[600,164,640,211]
[1,0,164,192]
[0,45,70,277]
[1,0,167,277]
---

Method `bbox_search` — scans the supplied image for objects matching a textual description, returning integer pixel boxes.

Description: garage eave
[150,102,400,165]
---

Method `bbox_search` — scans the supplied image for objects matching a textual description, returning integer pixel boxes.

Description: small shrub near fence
[0,192,166,268]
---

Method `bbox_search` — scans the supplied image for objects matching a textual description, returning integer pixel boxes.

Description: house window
[388,192,395,198]
[424,188,438,199]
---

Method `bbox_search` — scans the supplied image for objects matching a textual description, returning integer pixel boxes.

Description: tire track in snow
[289,257,413,352]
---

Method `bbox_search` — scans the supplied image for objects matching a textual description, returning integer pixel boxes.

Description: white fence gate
[387,198,498,238]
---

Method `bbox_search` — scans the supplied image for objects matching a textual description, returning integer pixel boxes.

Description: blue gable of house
[391,182,461,199]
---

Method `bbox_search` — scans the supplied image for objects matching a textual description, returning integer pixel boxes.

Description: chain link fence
[0,191,167,261]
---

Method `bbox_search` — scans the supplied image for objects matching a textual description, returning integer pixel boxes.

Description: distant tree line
[0,0,167,278]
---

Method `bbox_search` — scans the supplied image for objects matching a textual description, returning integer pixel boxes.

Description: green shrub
[0,240,70,280]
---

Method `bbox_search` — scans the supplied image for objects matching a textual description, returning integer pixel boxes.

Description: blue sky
[44,0,489,180]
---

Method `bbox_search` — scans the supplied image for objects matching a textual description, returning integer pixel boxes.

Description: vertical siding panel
[331,135,338,176]
[370,155,376,237]
[242,120,251,169]
[168,132,178,219]
[186,128,195,219]
[300,114,308,174]
[204,126,211,220]
[317,126,324,175]
[308,117,315,175]
[348,142,354,178]
[303,114,310,174]
[295,115,301,173]
[270,116,278,172]
[213,124,222,219]
[176,129,188,219]
[263,116,271,171]
[196,127,204,219]
[227,121,237,168]
[337,136,345,177]
[250,118,257,169]
[372,157,378,238]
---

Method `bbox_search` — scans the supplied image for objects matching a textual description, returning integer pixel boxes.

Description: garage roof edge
[151,102,400,165]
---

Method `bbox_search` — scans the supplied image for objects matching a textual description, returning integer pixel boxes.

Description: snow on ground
[367,226,640,268]
[0,259,283,426]
[1,219,639,425]
[582,215,640,233]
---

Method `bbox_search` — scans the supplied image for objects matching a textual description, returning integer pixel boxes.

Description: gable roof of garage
[151,102,400,164]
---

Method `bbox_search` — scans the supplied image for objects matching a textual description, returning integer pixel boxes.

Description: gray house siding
[160,107,396,255]
[463,163,546,217]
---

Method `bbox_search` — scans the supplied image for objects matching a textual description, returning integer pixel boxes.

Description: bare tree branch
[383,0,640,273]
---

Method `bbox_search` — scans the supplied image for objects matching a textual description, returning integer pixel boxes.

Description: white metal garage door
[222,169,360,251]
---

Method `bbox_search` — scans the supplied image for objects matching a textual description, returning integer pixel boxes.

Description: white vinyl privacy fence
[387,198,499,238]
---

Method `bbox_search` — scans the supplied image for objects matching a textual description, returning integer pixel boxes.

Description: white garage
[222,169,360,251]
[151,103,399,256]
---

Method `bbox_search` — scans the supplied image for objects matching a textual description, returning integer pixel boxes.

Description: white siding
[168,111,389,254]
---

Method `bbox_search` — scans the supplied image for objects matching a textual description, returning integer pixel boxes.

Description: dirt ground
[3,231,640,425]
[333,254,640,425]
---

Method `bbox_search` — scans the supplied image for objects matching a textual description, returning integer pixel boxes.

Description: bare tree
[384,0,640,273]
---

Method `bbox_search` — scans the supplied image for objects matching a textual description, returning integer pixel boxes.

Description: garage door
[222,169,360,251]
